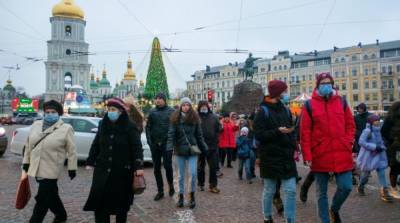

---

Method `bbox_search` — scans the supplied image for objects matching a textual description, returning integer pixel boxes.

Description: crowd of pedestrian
[19,71,400,223]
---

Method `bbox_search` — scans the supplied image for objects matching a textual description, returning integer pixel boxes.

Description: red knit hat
[107,97,127,112]
[316,72,334,87]
[268,80,288,98]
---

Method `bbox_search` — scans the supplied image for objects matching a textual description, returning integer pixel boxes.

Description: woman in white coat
[22,100,77,223]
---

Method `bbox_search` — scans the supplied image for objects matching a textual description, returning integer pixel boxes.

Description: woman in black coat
[84,98,144,223]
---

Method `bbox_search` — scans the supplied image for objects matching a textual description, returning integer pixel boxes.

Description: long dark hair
[171,104,200,125]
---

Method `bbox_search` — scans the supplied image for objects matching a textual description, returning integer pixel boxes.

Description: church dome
[3,79,16,92]
[99,69,111,87]
[52,0,84,20]
[123,57,136,80]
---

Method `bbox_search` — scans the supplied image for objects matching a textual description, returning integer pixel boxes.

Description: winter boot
[154,192,164,201]
[300,172,314,203]
[357,185,366,196]
[263,216,273,223]
[176,194,184,208]
[329,209,342,223]
[381,187,393,202]
[169,184,175,197]
[189,192,196,209]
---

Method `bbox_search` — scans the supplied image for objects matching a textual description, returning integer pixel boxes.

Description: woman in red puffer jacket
[219,112,239,168]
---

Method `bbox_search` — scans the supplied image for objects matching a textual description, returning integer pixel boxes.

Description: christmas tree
[144,37,169,99]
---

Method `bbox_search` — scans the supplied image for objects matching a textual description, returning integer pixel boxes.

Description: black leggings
[95,210,127,223]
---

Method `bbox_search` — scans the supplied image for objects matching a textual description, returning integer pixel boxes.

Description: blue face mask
[44,113,59,123]
[372,125,381,132]
[280,94,290,104]
[107,111,120,122]
[318,84,333,96]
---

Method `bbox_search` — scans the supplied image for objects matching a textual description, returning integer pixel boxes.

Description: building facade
[187,40,400,111]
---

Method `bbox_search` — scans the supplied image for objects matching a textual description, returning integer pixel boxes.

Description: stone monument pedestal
[222,80,264,115]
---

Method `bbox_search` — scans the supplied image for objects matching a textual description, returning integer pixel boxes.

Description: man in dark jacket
[254,80,297,223]
[145,92,175,201]
[197,100,222,193]
[354,103,371,153]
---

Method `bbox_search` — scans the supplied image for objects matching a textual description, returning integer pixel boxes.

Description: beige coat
[23,119,77,179]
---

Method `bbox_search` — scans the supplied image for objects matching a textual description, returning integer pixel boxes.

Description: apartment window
[222,81,225,87]
[372,80,377,88]
[341,57,345,62]
[217,82,220,88]
[341,71,345,77]
[260,68,265,72]
[364,68,368,76]
[363,55,368,60]
[352,55,357,61]
[371,53,377,59]
[291,76,295,82]
[274,66,277,71]
[372,67,377,75]
[217,92,220,98]
[279,65,282,70]
[296,76,299,82]
[335,58,339,63]
[365,94,370,101]
[308,87,312,93]
[389,80,394,89]
[335,71,339,78]
[382,80,387,89]
[353,81,358,90]
[397,64,400,73]
[342,83,347,90]
[353,94,359,102]
[308,75,312,81]
[388,65,393,74]
[382,66,386,73]
[284,77,287,82]
[352,68,358,76]
[284,65,287,70]
[365,81,369,89]
[373,93,378,101]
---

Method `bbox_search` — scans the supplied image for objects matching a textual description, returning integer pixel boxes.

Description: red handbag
[132,175,146,195]
[15,177,31,209]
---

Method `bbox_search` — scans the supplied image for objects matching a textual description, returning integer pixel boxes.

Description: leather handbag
[132,174,146,195]
[15,177,31,209]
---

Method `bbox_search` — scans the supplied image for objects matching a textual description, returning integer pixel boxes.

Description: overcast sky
[1,0,400,96]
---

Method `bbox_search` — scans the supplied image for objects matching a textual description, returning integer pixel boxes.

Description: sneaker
[329,209,342,223]
[357,185,366,196]
[154,192,164,201]
[388,187,400,199]
[247,180,253,184]
[199,185,205,191]
[227,164,233,168]
[216,171,224,178]
[209,186,220,194]
[380,187,393,203]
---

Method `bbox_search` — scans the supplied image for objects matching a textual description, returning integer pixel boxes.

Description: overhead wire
[314,0,336,48]
[116,0,153,36]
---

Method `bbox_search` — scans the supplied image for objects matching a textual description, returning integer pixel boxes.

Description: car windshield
[89,118,101,126]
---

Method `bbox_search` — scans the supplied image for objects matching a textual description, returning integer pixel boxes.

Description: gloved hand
[22,163,30,173]
[68,170,76,180]
[375,146,384,153]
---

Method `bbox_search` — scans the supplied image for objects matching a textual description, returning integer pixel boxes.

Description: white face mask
[200,108,208,113]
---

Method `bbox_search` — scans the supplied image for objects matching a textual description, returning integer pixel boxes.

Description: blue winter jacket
[356,124,388,171]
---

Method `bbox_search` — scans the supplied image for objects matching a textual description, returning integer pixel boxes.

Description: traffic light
[207,90,213,102]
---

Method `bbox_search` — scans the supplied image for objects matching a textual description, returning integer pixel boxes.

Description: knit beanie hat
[356,103,367,111]
[107,97,127,112]
[268,80,288,98]
[316,72,334,87]
[240,127,249,135]
[43,100,64,116]
[180,97,192,105]
[155,92,167,102]
[367,114,380,125]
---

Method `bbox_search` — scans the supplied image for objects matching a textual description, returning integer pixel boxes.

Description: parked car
[10,116,152,162]
[0,125,8,157]
[12,113,29,125]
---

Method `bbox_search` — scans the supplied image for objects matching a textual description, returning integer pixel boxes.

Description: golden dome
[52,0,84,20]
[123,57,136,80]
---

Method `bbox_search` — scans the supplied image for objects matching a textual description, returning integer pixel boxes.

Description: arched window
[65,25,72,37]
[64,72,72,90]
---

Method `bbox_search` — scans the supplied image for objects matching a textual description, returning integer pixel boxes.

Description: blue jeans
[176,155,198,194]
[262,177,296,221]
[360,168,388,188]
[238,158,252,180]
[314,171,352,223]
